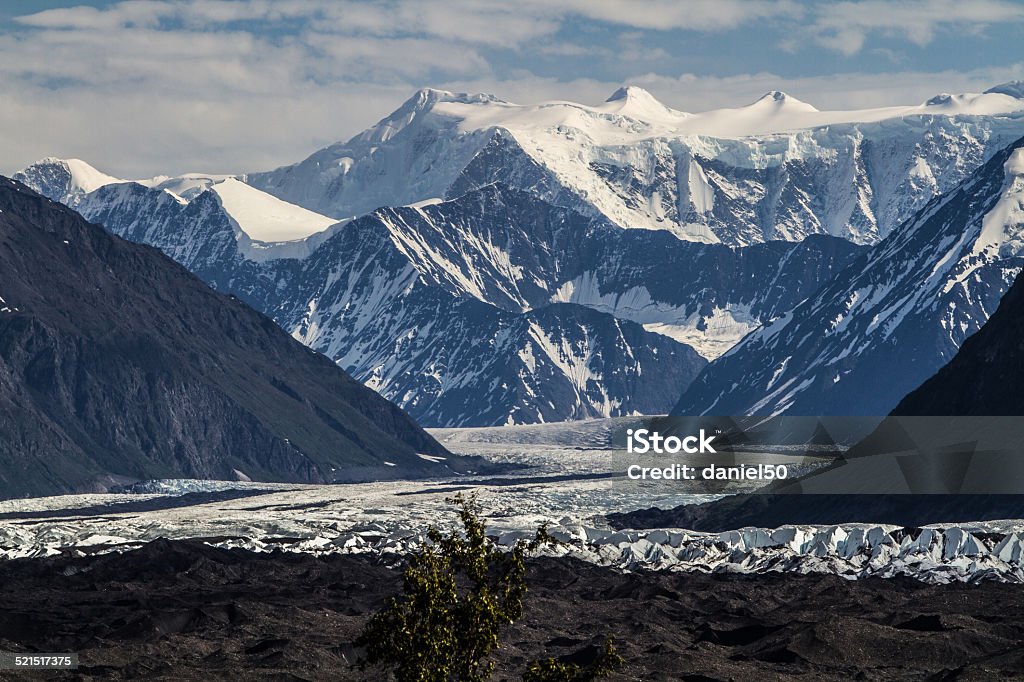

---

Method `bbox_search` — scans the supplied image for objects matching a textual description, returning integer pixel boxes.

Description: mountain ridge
[243,82,1024,245]
[675,136,1024,417]
[0,176,463,498]
[893,248,1024,416]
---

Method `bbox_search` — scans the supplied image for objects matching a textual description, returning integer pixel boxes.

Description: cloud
[446,64,1024,113]
[305,35,491,81]
[0,0,1020,178]
[14,1,173,30]
[16,0,803,44]
[808,0,1024,55]
[548,0,803,31]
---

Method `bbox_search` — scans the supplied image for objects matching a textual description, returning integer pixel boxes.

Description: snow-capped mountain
[13,160,342,258]
[20,82,1022,426]
[675,136,1024,417]
[893,249,1024,416]
[246,83,1024,246]
[15,157,125,208]
[14,158,859,425]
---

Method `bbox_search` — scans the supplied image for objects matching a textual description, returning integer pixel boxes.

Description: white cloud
[16,0,802,43]
[0,0,1020,178]
[546,0,803,31]
[808,0,1024,54]
[447,64,1024,113]
[14,2,173,30]
[304,34,491,81]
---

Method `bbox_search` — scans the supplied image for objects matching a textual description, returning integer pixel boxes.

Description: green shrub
[355,493,556,681]
[522,637,624,681]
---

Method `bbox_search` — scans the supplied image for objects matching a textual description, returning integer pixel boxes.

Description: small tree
[522,637,624,681]
[356,493,557,681]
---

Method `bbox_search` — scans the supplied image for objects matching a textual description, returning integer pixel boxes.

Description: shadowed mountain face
[674,137,1024,417]
[0,177,459,499]
[28,174,861,426]
[893,267,1024,416]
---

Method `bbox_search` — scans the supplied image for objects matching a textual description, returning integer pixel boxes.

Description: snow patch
[209,178,337,243]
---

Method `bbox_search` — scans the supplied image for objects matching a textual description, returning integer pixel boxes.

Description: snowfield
[209,177,337,243]
[0,419,1020,584]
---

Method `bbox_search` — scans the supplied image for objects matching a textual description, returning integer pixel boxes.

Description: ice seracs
[2,490,1022,584]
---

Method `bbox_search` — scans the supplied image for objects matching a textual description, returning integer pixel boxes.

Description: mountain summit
[246,83,1024,245]
[747,90,819,112]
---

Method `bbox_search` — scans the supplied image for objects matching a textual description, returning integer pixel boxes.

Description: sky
[1,0,1022,178]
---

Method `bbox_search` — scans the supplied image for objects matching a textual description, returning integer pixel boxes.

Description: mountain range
[15,82,1024,424]
[676,137,1024,416]
[246,83,1024,246]
[0,177,465,498]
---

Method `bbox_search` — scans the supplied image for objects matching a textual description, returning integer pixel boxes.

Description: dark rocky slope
[0,177,461,498]
[1,540,1022,680]
[893,266,1024,415]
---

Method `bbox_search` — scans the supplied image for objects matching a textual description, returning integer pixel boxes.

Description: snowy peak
[605,85,651,102]
[601,85,685,120]
[207,178,337,243]
[138,172,233,201]
[247,80,1024,247]
[985,81,1024,99]
[45,157,123,193]
[14,157,338,249]
[353,88,505,146]
[406,87,503,109]
[391,87,503,121]
[748,90,819,113]
[14,157,124,206]
[921,88,1024,116]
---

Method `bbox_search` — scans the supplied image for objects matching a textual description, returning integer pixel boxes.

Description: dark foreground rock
[1,539,1023,680]
[609,494,1024,533]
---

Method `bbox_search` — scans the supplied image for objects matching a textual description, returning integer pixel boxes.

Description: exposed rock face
[0,177,459,498]
[675,138,1024,417]
[36,177,860,426]
[2,541,1024,678]
[893,262,1024,415]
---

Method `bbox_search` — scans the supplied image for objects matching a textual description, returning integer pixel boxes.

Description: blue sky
[1,0,1022,177]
